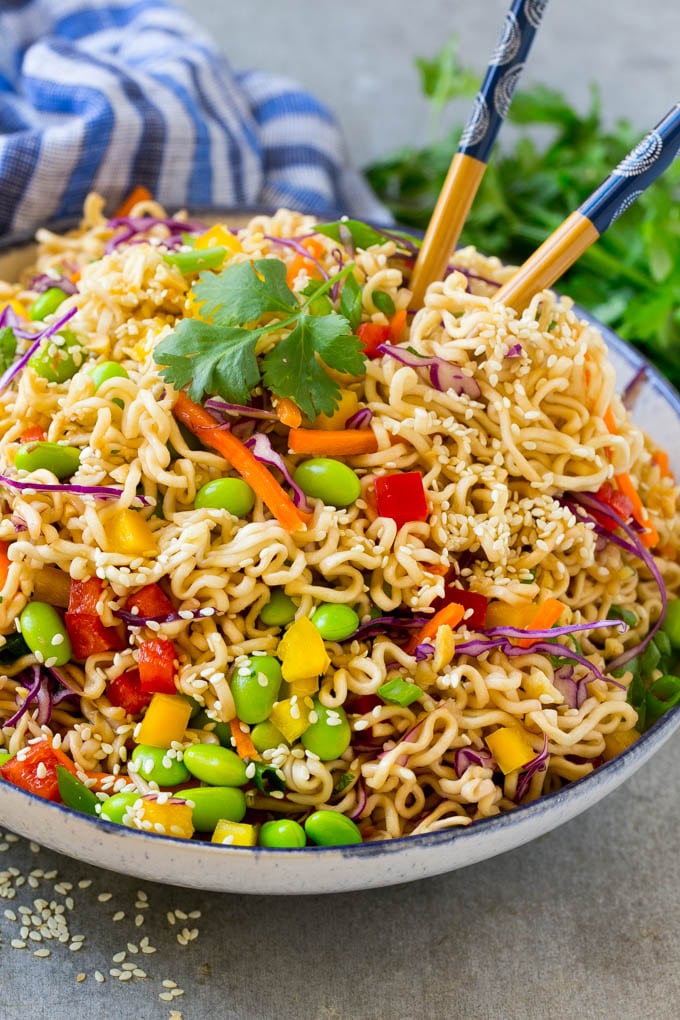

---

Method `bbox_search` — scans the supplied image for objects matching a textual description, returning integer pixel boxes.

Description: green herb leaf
[372,290,396,317]
[0,327,17,374]
[194,259,298,326]
[250,761,286,795]
[609,605,638,628]
[315,219,418,252]
[339,272,363,331]
[155,318,261,405]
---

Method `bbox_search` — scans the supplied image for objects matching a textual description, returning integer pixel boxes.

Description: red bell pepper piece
[138,638,177,695]
[107,669,153,715]
[65,578,125,660]
[590,481,634,532]
[346,693,382,715]
[433,587,488,629]
[124,582,175,620]
[374,471,428,529]
[0,739,77,801]
[357,322,391,359]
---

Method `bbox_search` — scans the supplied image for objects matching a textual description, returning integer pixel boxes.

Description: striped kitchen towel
[0,0,388,235]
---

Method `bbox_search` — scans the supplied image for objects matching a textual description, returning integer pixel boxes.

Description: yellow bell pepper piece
[269,696,311,743]
[485,601,535,630]
[134,795,194,839]
[212,819,257,846]
[278,616,330,683]
[287,675,319,698]
[135,693,192,748]
[313,389,360,430]
[2,298,28,319]
[486,726,536,774]
[195,224,242,254]
[602,727,639,761]
[105,508,158,557]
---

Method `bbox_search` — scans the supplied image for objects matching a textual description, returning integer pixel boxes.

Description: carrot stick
[229,718,260,760]
[18,425,46,444]
[173,392,309,533]
[288,427,378,456]
[114,185,152,218]
[275,397,302,429]
[406,602,465,654]
[518,597,566,648]
[602,405,618,434]
[615,472,659,549]
[653,449,673,480]
[389,307,408,343]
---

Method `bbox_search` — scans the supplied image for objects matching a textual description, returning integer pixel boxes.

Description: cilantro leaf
[340,272,363,331]
[154,318,261,405]
[193,259,298,326]
[0,327,17,373]
[315,219,418,252]
[262,313,362,419]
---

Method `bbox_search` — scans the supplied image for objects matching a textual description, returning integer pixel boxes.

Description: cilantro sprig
[153,259,365,420]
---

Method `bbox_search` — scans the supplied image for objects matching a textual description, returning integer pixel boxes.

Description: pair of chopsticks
[409,0,680,313]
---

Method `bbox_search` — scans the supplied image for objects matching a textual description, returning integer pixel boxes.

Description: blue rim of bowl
[1,217,679,864]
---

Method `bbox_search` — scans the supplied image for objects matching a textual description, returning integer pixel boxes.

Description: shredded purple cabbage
[105,215,206,254]
[446,264,503,290]
[349,776,367,820]
[28,273,78,296]
[5,665,77,728]
[350,615,430,642]
[515,734,549,801]
[454,746,495,777]
[203,397,278,422]
[552,664,588,710]
[115,606,216,627]
[345,407,373,429]
[505,343,523,358]
[0,305,77,393]
[454,634,624,689]
[244,433,312,512]
[621,366,647,411]
[485,618,627,642]
[263,235,329,280]
[0,473,149,505]
[377,343,481,399]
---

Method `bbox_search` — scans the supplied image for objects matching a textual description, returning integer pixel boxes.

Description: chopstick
[409,0,549,307]
[496,103,680,311]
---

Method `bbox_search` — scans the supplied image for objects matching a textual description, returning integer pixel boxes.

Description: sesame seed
[76,972,86,982]
[97,892,113,902]
[94,971,105,983]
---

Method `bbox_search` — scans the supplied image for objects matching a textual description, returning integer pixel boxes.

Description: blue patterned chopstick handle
[458,0,548,164]
[580,104,680,234]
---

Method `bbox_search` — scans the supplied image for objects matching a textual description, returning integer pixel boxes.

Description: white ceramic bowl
[0,226,679,894]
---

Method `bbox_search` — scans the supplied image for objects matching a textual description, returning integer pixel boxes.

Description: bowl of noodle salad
[0,192,679,894]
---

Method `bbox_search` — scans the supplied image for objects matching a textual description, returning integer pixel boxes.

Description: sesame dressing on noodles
[0,193,679,847]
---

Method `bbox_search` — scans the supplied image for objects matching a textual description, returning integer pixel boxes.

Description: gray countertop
[2,736,680,1020]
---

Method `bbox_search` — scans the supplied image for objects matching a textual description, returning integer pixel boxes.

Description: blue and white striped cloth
[0,0,387,235]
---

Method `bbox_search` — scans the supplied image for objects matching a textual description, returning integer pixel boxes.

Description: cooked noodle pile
[0,194,678,842]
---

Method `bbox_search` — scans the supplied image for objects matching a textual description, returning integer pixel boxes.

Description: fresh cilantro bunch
[365,40,680,387]
[153,258,365,420]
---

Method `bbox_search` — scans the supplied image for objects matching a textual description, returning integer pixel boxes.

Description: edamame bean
[99,791,141,824]
[195,477,256,518]
[230,655,282,724]
[29,329,84,383]
[186,786,247,830]
[259,818,307,848]
[183,742,248,786]
[90,360,129,390]
[130,744,190,787]
[250,721,288,753]
[310,603,359,641]
[260,589,297,627]
[301,701,351,760]
[28,287,67,322]
[163,246,226,274]
[293,458,361,508]
[663,598,680,650]
[304,809,362,846]
[14,441,80,479]
[18,601,72,666]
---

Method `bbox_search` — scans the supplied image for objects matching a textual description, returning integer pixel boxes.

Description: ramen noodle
[0,194,678,846]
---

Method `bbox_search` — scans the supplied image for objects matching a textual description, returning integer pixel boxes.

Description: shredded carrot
[517,597,566,648]
[302,237,325,259]
[288,427,378,456]
[70,271,81,286]
[114,185,152,218]
[173,392,309,533]
[615,472,659,549]
[602,405,618,434]
[653,449,674,480]
[425,563,449,576]
[275,397,303,429]
[0,541,11,588]
[389,307,408,343]
[407,602,465,654]
[286,253,323,288]
[229,718,260,760]
[18,425,46,444]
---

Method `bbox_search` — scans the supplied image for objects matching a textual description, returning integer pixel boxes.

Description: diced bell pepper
[138,638,177,695]
[0,739,77,801]
[374,472,428,529]
[134,795,194,839]
[313,389,360,430]
[107,669,153,716]
[105,509,158,557]
[268,697,311,743]
[135,693,192,747]
[212,818,257,846]
[486,726,536,774]
[194,224,242,255]
[277,616,330,683]
[65,577,125,659]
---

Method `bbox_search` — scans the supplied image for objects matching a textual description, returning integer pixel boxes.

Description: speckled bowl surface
[0,218,679,893]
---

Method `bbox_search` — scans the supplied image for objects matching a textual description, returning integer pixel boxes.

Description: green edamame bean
[195,477,256,518]
[130,744,190,787]
[163,246,226,274]
[29,328,84,383]
[304,809,362,846]
[183,742,248,786]
[310,603,359,641]
[259,818,307,848]
[18,601,72,666]
[250,721,288,753]
[230,655,282,724]
[56,765,99,816]
[662,598,680,650]
[293,458,361,508]
[301,701,351,761]
[89,360,129,391]
[260,589,297,627]
[29,287,68,322]
[14,441,81,480]
[185,786,247,830]
[99,791,141,824]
